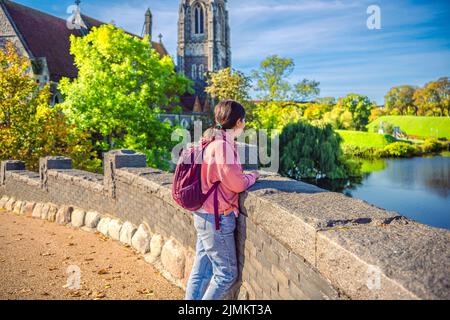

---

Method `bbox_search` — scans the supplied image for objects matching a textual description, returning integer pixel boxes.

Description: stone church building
[0,0,231,113]
[177,0,231,98]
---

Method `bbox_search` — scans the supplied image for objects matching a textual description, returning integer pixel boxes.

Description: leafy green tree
[247,101,305,131]
[205,67,251,102]
[279,121,357,179]
[251,55,294,101]
[369,106,387,123]
[251,55,321,103]
[0,42,99,171]
[322,106,354,130]
[58,24,192,169]
[384,85,417,115]
[413,77,450,116]
[337,94,374,131]
[303,103,332,121]
[293,79,321,101]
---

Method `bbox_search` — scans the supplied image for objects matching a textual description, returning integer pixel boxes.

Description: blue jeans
[184,211,238,300]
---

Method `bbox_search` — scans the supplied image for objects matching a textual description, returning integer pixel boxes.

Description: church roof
[179,95,207,113]
[1,0,168,82]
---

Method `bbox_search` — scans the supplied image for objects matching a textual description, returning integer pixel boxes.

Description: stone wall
[1,150,449,300]
[0,1,27,56]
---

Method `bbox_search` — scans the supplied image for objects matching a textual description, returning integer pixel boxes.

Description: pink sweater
[200,130,257,217]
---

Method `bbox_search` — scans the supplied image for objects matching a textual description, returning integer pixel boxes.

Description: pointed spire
[203,98,211,113]
[144,7,153,41]
[193,96,202,113]
[158,33,163,43]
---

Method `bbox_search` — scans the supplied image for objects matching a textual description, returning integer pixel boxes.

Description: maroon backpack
[172,138,221,230]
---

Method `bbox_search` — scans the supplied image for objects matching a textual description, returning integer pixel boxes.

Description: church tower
[177,0,231,98]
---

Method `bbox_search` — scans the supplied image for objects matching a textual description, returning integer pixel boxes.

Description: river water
[312,153,450,230]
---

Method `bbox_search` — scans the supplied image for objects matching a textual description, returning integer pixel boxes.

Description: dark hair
[214,100,246,130]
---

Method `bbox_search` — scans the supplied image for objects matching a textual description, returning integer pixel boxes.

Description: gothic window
[194,4,204,34]
[219,4,226,41]
[192,64,197,79]
[198,64,204,80]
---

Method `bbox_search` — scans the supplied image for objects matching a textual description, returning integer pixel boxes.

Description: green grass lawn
[336,130,397,148]
[367,116,450,139]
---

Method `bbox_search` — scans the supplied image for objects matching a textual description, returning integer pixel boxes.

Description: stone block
[55,205,72,225]
[40,203,51,220]
[47,204,59,222]
[150,234,164,257]
[71,209,86,228]
[144,233,165,264]
[119,221,137,246]
[108,219,123,241]
[32,203,43,218]
[85,211,101,228]
[5,197,16,211]
[0,195,9,208]
[20,202,36,217]
[1,160,25,185]
[131,224,151,254]
[97,217,111,236]
[13,200,23,215]
[161,239,186,280]
[40,156,72,170]
[316,219,450,300]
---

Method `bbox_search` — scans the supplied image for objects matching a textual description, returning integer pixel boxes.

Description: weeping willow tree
[279,120,359,180]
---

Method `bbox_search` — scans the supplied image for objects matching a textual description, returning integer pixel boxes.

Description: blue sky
[15,0,450,104]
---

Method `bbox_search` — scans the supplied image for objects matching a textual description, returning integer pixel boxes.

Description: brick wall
[1,150,449,300]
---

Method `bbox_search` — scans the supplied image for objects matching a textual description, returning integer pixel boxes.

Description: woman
[184,100,260,300]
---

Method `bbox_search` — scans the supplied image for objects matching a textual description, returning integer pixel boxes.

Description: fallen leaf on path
[93,291,106,300]
[41,252,54,257]
[137,288,154,296]
[97,269,109,275]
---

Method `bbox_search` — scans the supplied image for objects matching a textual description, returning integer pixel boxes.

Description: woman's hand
[252,171,261,180]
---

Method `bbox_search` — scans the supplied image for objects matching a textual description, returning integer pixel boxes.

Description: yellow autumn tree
[0,42,100,172]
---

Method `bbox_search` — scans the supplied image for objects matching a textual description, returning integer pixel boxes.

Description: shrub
[381,142,416,157]
[279,120,358,179]
[418,138,448,153]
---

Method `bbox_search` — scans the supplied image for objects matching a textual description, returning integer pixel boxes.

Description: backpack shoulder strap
[201,134,222,231]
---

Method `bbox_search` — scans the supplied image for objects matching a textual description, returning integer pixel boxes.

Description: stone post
[39,156,72,191]
[0,160,25,186]
[103,150,147,199]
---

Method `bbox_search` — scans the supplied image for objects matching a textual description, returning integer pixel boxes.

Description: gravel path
[0,208,184,300]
